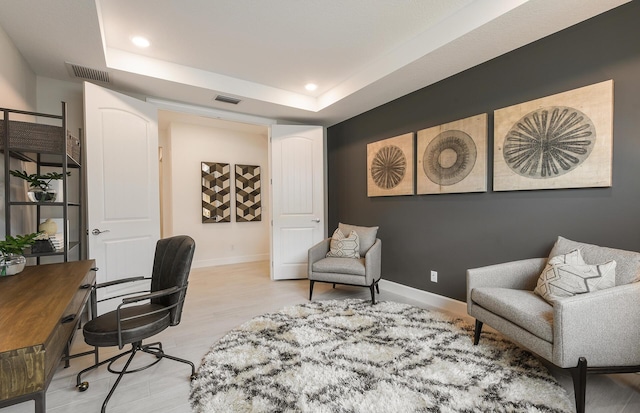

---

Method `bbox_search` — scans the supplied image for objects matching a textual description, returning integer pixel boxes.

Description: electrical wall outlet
[430,270,438,283]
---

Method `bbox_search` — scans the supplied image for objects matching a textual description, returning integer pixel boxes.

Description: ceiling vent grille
[66,62,111,83]
[214,95,241,105]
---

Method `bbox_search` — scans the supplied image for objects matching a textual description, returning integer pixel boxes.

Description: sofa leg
[569,357,588,413]
[309,280,315,300]
[332,283,336,289]
[473,320,483,345]
[370,284,376,304]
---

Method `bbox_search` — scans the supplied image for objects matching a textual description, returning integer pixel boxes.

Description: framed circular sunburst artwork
[367,133,414,197]
[417,114,487,195]
[494,80,613,191]
[503,106,595,179]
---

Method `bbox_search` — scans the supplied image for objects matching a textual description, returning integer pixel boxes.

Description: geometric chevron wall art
[494,79,613,191]
[235,164,262,222]
[202,162,231,223]
[417,113,487,195]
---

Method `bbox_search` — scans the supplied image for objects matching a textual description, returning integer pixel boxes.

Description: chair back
[150,235,196,325]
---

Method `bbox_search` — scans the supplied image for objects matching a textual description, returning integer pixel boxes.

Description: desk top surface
[0,260,95,353]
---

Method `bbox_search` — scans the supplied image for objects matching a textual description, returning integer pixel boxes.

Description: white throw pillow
[534,249,616,303]
[326,228,360,259]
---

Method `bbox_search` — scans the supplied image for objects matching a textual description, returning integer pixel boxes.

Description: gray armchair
[467,236,640,413]
[308,223,381,303]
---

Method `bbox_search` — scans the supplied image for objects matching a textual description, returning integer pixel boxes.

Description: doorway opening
[157,110,270,270]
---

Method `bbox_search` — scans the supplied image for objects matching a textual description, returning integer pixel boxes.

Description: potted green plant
[0,232,40,276]
[9,170,70,202]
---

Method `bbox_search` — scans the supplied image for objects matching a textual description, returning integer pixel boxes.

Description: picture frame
[235,164,262,222]
[417,113,487,194]
[367,133,414,197]
[494,80,613,191]
[202,162,231,223]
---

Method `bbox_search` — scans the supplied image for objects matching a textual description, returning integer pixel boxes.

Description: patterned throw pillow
[326,228,360,259]
[534,249,616,303]
[338,223,378,256]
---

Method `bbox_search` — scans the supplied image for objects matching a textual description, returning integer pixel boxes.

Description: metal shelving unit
[1,102,83,263]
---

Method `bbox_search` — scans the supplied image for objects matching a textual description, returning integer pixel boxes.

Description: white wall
[34,77,84,262]
[0,23,37,237]
[0,23,36,111]
[36,77,83,134]
[163,121,270,268]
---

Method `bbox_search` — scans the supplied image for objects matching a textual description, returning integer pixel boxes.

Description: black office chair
[76,235,196,412]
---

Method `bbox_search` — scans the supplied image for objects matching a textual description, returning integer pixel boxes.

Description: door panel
[279,227,316,277]
[103,237,153,297]
[271,125,324,280]
[281,138,314,213]
[84,82,160,313]
[101,110,151,220]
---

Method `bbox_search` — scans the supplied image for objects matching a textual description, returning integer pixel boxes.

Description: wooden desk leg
[34,391,45,413]
[64,344,71,368]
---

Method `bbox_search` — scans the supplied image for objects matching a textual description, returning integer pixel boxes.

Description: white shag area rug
[190,299,573,413]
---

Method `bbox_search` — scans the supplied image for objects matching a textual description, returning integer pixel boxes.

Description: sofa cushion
[549,236,640,285]
[339,223,378,256]
[534,249,616,303]
[326,228,360,258]
[312,257,366,276]
[472,287,554,342]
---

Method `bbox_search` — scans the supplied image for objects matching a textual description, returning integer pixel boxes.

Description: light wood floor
[3,261,638,412]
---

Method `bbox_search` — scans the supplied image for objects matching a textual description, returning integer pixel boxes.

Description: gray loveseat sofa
[467,236,640,413]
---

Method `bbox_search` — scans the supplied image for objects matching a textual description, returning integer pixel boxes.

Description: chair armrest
[95,276,149,289]
[95,276,152,305]
[364,238,382,284]
[121,285,181,304]
[308,238,331,275]
[115,285,186,348]
[467,258,546,313]
[553,282,640,368]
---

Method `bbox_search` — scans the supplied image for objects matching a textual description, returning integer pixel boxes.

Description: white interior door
[270,125,325,280]
[84,82,160,314]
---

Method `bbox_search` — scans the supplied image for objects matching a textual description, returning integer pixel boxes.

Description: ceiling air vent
[66,62,111,83]
[214,95,241,105]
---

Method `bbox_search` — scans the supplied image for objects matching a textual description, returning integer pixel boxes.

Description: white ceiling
[0,0,630,126]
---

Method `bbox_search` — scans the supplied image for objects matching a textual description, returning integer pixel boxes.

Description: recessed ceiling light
[131,36,150,48]
[305,83,318,92]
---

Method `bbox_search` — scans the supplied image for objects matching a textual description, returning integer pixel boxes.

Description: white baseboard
[192,253,270,268]
[379,279,467,317]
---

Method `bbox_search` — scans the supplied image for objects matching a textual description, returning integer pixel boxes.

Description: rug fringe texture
[190,299,573,413]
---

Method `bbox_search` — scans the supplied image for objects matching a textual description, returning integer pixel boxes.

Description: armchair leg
[375,283,380,294]
[309,280,315,300]
[473,320,483,345]
[370,284,376,304]
[569,357,588,413]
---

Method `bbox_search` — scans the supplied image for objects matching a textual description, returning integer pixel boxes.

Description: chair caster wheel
[77,381,89,392]
[190,373,197,381]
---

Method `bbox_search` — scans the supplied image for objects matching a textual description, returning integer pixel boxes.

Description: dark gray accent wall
[326,2,640,302]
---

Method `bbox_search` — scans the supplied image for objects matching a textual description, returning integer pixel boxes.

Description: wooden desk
[0,260,96,413]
